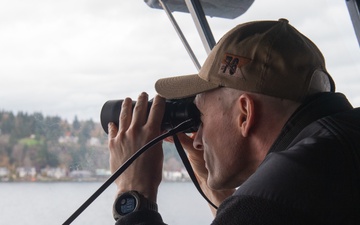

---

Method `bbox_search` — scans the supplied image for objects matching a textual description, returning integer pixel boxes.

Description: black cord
[63,119,198,225]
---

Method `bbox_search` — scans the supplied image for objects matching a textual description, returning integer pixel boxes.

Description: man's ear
[237,94,255,137]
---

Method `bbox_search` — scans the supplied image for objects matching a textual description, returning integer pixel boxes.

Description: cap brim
[155,74,220,99]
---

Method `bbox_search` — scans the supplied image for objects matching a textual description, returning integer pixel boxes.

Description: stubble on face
[195,89,248,190]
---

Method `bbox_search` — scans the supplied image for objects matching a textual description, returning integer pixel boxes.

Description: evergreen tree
[72,116,81,132]
[0,111,15,134]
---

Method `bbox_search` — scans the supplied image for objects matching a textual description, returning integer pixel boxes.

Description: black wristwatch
[113,191,158,221]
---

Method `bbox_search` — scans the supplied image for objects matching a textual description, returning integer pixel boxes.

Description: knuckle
[126,126,140,138]
[120,110,130,120]
[146,121,157,130]
[133,104,142,112]
[108,140,116,152]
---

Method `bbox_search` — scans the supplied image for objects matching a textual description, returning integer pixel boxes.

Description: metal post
[184,0,216,54]
[346,0,360,46]
[159,0,201,71]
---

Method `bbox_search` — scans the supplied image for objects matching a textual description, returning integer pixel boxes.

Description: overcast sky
[1,0,360,122]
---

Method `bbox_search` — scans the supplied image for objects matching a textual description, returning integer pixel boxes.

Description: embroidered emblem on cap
[219,53,250,78]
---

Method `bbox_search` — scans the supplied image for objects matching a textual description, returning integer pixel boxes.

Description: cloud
[0,0,359,122]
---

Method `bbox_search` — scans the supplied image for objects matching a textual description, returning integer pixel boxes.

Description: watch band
[113,191,158,221]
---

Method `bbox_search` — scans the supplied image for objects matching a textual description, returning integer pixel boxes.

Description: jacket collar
[268,92,353,154]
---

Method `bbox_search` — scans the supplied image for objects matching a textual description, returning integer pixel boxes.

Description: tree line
[0,110,184,180]
[0,111,108,176]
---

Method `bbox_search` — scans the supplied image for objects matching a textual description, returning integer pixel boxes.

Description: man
[108,19,360,224]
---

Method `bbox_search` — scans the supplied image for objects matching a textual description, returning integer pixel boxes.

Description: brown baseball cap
[155,19,335,102]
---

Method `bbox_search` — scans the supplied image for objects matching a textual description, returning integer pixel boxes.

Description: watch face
[118,194,137,215]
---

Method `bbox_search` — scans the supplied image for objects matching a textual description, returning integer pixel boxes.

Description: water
[0,182,213,225]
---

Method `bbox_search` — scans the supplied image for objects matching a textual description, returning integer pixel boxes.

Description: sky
[1,0,360,123]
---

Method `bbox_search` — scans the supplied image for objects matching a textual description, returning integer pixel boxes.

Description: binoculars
[100,97,200,134]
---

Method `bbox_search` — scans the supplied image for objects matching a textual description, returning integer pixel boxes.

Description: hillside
[0,111,186,181]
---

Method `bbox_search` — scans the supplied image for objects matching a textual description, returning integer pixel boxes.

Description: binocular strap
[173,134,218,210]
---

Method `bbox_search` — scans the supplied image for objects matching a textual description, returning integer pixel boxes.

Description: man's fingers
[164,136,174,143]
[119,97,133,133]
[132,92,149,128]
[176,133,196,151]
[147,95,165,130]
[108,122,118,139]
[108,122,118,151]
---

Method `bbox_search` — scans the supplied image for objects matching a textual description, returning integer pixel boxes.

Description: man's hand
[108,93,165,202]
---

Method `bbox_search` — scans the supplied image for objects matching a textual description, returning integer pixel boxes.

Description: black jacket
[117,92,360,225]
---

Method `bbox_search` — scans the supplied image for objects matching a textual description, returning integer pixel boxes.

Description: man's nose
[193,124,203,151]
